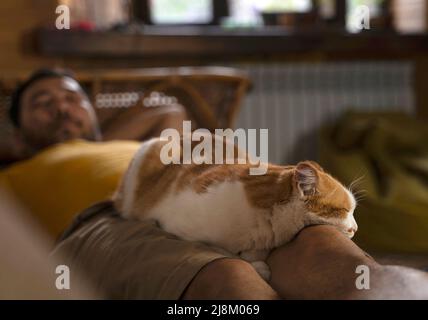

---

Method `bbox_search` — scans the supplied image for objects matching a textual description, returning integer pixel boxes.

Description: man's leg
[182,258,280,300]
[53,201,279,300]
[267,225,428,299]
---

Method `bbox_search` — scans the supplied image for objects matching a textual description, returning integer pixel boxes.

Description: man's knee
[182,258,280,300]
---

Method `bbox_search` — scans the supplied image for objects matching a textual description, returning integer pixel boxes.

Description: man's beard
[21,118,101,155]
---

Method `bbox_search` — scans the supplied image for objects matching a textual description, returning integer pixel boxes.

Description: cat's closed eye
[278,199,289,205]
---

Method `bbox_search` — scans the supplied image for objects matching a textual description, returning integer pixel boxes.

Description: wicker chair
[0,67,251,142]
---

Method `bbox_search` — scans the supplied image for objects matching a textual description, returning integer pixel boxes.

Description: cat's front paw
[251,261,271,282]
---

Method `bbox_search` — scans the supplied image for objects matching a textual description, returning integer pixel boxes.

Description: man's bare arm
[267,225,428,299]
[102,104,187,141]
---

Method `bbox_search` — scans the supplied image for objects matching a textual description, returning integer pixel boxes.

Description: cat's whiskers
[348,174,365,194]
[353,189,368,203]
[348,174,368,204]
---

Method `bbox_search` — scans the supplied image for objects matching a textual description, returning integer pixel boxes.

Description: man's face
[18,76,100,151]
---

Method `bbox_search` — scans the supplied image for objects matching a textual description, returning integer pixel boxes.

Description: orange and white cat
[113,135,357,280]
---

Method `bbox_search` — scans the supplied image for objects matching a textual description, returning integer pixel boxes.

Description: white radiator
[235,62,415,164]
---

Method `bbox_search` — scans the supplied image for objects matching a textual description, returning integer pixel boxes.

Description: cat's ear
[295,161,320,197]
[304,160,324,172]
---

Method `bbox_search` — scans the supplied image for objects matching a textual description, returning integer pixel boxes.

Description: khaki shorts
[52,201,234,299]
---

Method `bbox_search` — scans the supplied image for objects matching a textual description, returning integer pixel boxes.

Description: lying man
[1,69,428,299]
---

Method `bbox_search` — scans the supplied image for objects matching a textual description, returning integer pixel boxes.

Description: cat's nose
[347,226,357,233]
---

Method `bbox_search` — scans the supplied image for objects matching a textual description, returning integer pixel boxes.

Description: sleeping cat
[113,135,357,280]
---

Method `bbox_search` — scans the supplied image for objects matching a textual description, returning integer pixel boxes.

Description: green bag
[319,111,428,253]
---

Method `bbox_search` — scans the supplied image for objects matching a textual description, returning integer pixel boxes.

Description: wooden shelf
[37,26,428,60]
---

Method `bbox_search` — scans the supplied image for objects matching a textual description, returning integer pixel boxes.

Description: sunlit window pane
[149,0,213,24]
[253,0,312,13]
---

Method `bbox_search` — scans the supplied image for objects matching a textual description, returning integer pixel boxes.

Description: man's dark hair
[9,68,77,128]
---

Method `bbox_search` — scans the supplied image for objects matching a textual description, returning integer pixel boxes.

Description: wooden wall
[0,0,58,74]
[0,0,201,73]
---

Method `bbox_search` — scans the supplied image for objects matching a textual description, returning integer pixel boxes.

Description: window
[149,0,213,24]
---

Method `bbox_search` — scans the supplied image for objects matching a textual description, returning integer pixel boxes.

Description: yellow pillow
[0,139,140,239]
